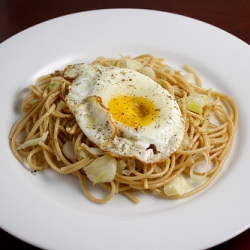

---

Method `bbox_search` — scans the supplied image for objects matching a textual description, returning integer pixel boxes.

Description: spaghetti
[9,54,238,204]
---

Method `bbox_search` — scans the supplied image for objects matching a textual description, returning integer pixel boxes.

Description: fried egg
[65,63,184,164]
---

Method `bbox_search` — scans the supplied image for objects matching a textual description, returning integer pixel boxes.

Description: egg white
[65,63,185,164]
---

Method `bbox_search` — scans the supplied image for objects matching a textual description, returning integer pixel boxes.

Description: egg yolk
[108,96,159,128]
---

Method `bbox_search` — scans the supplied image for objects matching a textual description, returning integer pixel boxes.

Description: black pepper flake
[31,170,37,175]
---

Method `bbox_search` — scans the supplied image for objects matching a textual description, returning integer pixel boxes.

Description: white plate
[0,9,249,250]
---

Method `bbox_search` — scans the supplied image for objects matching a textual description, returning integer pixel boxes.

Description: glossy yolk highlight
[108,96,159,128]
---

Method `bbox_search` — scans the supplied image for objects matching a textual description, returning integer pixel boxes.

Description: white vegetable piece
[141,66,156,79]
[17,131,49,150]
[63,141,76,161]
[182,72,196,84]
[186,93,211,114]
[84,154,117,184]
[120,59,143,71]
[164,175,191,196]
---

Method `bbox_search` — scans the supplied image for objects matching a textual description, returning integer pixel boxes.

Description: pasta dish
[9,54,238,204]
